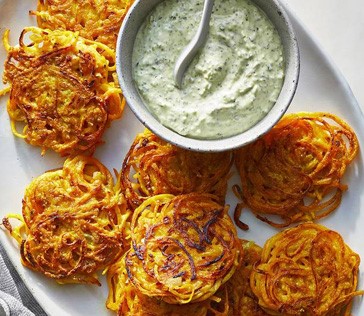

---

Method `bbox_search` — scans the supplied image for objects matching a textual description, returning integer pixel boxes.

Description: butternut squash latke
[106,252,229,316]
[251,223,363,316]
[121,129,233,209]
[30,0,134,49]
[2,156,130,285]
[125,193,241,305]
[235,112,358,228]
[1,27,124,156]
[106,240,266,316]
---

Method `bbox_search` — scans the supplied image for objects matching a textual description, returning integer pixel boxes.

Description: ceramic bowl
[116,0,300,151]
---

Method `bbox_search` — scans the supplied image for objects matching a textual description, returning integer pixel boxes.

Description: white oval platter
[0,1,363,315]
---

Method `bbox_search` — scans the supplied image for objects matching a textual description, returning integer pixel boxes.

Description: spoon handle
[173,0,214,89]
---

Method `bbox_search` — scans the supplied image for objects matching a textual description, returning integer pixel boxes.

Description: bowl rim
[116,0,300,152]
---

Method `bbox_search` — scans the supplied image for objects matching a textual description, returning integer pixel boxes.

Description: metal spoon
[173,0,214,89]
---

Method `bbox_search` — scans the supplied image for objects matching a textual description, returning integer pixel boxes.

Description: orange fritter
[1,27,124,156]
[125,193,241,304]
[30,0,134,49]
[106,253,230,316]
[3,156,129,285]
[250,223,363,316]
[121,129,232,209]
[235,112,358,228]
[106,240,266,315]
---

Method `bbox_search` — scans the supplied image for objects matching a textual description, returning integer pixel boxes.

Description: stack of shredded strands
[250,223,363,315]
[2,156,129,285]
[125,193,241,305]
[121,129,232,209]
[30,0,134,49]
[1,27,124,156]
[107,239,267,315]
[106,253,228,316]
[235,112,359,228]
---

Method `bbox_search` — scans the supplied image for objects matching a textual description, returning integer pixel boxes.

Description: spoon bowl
[116,0,300,152]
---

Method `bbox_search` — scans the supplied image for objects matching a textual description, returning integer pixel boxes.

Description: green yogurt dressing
[133,0,285,139]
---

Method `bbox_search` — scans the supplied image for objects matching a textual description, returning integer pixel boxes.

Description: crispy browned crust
[125,193,241,304]
[2,27,124,156]
[235,112,358,228]
[30,0,134,49]
[250,223,363,315]
[6,156,130,285]
[121,129,233,209]
[106,239,267,316]
[106,253,229,316]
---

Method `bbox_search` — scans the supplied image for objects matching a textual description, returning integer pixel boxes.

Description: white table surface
[284,0,364,111]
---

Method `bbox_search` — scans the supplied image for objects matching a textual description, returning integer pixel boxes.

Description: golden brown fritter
[106,240,267,315]
[121,129,233,209]
[250,223,363,316]
[106,253,229,316]
[1,27,124,156]
[30,0,134,49]
[3,156,130,285]
[235,112,358,228]
[125,193,241,304]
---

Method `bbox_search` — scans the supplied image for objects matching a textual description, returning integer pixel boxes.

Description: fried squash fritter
[121,129,233,209]
[3,156,130,285]
[106,240,266,315]
[30,0,134,49]
[235,112,358,228]
[125,193,241,305]
[106,253,229,316]
[1,27,124,156]
[250,223,363,316]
